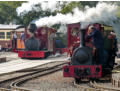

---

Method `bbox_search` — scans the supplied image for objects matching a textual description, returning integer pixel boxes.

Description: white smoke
[16,1,69,15]
[36,13,73,26]
[17,1,120,41]
[16,1,40,15]
[57,24,67,33]
[35,2,118,29]
[41,1,66,12]
[110,21,120,42]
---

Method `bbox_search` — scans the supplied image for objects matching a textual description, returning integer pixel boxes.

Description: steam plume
[17,1,120,41]
[35,2,118,29]
[16,1,69,15]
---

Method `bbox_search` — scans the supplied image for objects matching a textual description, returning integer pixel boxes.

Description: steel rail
[0,61,67,91]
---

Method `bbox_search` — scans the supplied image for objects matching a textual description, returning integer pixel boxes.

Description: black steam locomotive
[63,22,117,82]
[18,23,56,58]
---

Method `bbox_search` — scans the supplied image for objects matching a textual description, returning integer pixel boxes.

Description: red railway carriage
[18,26,56,58]
[63,22,102,80]
[0,25,24,51]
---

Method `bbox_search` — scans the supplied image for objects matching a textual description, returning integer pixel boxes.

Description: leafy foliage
[0,1,100,26]
[60,1,83,14]
[0,1,24,24]
[60,1,98,14]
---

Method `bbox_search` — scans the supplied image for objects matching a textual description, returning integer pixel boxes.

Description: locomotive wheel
[89,78,99,81]
[45,52,51,58]
[75,78,81,84]
[102,68,112,77]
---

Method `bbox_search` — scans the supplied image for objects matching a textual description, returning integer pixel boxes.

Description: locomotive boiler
[71,29,93,66]
[25,23,39,51]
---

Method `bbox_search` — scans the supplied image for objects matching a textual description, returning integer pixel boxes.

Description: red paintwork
[12,49,18,53]
[67,22,80,51]
[0,40,10,49]
[63,22,102,79]
[63,65,102,78]
[18,51,45,58]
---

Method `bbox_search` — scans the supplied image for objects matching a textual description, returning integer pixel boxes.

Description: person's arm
[86,30,96,39]
[115,38,118,52]
[87,33,93,38]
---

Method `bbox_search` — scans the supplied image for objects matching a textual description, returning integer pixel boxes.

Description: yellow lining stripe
[0,30,11,40]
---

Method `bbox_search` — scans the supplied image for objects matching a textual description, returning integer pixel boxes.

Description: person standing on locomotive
[103,31,114,68]
[12,31,17,49]
[111,31,118,65]
[86,26,104,66]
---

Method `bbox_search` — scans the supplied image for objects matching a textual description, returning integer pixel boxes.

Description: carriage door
[67,23,80,53]
[48,30,55,51]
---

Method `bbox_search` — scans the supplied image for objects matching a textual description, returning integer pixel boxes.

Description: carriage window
[41,29,47,35]
[71,27,79,36]
[7,32,10,39]
[0,32,5,39]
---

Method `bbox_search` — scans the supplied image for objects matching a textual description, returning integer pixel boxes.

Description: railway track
[74,64,120,91]
[90,81,120,91]
[0,61,67,91]
[0,58,120,91]
[73,80,100,91]
[74,79,116,91]
[112,63,120,73]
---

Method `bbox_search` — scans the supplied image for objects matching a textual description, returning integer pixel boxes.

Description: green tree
[16,1,99,27]
[80,1,98,7]
[16,2,56,26]
[60,1,83,14]
[0,1,24,24]
[60,1,98,14]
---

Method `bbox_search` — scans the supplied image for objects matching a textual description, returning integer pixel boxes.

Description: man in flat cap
[86,25,104,66]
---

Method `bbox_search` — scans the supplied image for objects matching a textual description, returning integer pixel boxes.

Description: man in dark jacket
[12,31,17,49]
[111,32,118,66]
[86,26,104,66]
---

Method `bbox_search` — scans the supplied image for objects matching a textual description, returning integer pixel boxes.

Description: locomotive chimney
[28,23,37,33]
[80,29,85,47]
[27,23,37,37]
